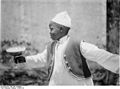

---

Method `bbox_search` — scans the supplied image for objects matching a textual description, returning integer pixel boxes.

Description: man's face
[49,22,62,40]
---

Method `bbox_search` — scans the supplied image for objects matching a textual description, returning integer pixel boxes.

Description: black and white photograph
[0,0,119,87]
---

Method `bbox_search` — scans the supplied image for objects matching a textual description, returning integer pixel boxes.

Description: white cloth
[80,41,120,73]
[26,36,119,85]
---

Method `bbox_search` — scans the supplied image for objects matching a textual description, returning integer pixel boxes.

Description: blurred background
[0,0,119,85]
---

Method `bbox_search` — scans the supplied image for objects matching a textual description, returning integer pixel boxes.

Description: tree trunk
[107,0,120,54]
[106,0,120,85]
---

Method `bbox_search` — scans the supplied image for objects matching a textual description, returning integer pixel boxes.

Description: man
[25,11,119,85]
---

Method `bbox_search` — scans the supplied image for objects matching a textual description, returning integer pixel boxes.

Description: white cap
[51,11,71,27]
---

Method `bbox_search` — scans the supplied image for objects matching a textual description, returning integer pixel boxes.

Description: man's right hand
[14,56,26,64]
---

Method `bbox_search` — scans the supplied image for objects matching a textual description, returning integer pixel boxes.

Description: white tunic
[49,36,93,85]
[26,35,119,85]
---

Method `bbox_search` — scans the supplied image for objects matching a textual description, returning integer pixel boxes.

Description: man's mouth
[50,34,56,37]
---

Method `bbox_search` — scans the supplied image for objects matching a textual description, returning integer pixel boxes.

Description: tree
[106,0,120,85]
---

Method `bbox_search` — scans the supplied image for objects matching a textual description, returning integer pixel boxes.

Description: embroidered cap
[52,11,71,27]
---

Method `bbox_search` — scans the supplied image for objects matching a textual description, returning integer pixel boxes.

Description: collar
[57,35,69,44]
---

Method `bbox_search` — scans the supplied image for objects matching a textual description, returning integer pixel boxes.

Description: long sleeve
[80,41,120,74]
[25,48,47,68]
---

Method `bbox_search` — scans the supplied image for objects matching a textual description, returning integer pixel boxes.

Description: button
[66,63,69,67]
[64,60,69,67]
[64,54,66,59]
[65,61,68,64]
[68,67,72,71]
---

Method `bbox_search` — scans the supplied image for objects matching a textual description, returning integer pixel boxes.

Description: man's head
[49,21,70,40]
[49,11,71,41]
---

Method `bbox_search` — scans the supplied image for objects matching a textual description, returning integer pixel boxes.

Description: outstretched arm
[25,48,47,68]
[80,41,120,74]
